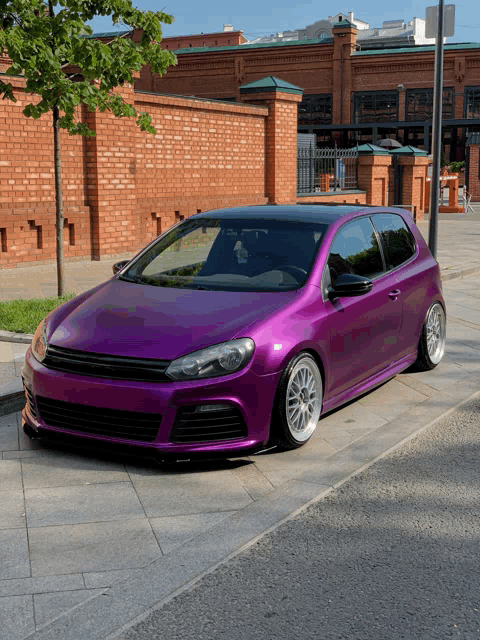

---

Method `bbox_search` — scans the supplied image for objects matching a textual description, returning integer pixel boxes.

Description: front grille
[43,345,171,382]
[171,406,247,444]
[23,380,36,419]
[37,396,162,442]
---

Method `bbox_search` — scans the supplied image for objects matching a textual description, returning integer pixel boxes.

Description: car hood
[49,279,296,360]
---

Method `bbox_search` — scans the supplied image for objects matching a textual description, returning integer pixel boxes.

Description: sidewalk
[1,216,480,639]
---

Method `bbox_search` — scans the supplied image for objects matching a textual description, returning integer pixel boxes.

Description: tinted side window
[328,217,384,285]
[373,214,416,270]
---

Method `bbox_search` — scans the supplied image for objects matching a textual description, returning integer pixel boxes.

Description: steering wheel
[278,265,308,280]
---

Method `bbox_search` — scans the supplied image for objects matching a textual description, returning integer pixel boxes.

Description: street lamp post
[428,0,446,259]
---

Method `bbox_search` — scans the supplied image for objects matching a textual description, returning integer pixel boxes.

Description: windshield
[121,217,328,292]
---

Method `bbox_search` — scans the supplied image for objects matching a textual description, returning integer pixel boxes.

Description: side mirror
[113,260,130,275]
[328,273,373,299]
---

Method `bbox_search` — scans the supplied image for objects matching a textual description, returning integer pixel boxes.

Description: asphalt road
[118,394,480,640]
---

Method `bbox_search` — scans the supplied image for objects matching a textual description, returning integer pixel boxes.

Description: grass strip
[0,294,77,334]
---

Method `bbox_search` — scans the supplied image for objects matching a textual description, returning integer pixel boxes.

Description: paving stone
[150,511,237,555]
[0,573,84,597]
[0,459,22,491]
[411,357,471,391]
[251,441,337,487]
[357,377,429,407]
[319,402,388,431]
[34,588,105,629]
[0,342,14,364]
[29,591,147,640]
[21,450,129,489]
[230,461,275,499]
[25,482,145,527]
[0,362,16,379]
[128,468,253,518]
[106,479,330,610]
[0,424,19,452]
[0,529,30,579]
[0,595,35,640]
[29,519,161,576]
[83,568,142,590]
[396,373,438,398]
[0,413,19,428]
[0,490,25,529]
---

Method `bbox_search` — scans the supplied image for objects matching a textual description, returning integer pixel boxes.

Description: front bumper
[22,347,279,460]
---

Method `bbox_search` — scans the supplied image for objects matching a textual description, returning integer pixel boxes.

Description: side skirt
[321,352,417,416]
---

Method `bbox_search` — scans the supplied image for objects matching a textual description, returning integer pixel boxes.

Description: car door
[370,212,424,360]
[322,216,403,399]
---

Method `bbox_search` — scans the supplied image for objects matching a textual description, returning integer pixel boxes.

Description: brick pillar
[240,77,303,204]
[357,154,392,206]
[398,156,429,221]
[332,20,357,125]
[467,143,480,201]
[85,82,140,260]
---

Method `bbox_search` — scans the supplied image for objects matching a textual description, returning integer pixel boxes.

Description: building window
[353,91,399,123]
[465,86,480,119]
[406,88,454,121]
[299,94,333,125]
[215,40,218,45]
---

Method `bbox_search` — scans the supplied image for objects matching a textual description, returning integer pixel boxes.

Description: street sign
[425,4,455,38]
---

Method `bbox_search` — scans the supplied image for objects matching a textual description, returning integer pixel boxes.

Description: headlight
[165,338,255,381]
[32,319,48,363]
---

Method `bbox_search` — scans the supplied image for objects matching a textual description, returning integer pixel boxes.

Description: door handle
[388,289,401,300]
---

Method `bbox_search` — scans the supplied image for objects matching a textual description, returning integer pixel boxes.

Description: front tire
[412,301,446,371]
[272,352,323,450]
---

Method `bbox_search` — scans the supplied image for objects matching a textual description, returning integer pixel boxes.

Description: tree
[0,0,176,295]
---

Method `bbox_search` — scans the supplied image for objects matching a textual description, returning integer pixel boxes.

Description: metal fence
[297,145,359,195]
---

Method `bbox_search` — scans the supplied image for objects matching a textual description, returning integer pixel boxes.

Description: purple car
[22,205,446,459]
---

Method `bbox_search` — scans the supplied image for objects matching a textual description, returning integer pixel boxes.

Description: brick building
[145,20,480,164]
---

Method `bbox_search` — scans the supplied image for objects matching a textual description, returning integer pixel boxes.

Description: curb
[0,330,33,344]
[441,264,480,282]
[0,391,25,417]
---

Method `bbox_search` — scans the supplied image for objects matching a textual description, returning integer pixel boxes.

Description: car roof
[192,204,364,224]
[193,205,373,225]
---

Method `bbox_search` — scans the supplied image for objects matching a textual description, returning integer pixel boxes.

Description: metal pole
[428,0,445,259]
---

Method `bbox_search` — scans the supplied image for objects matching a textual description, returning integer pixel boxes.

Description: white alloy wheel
[285,356,322,443]
[426,302,446,365]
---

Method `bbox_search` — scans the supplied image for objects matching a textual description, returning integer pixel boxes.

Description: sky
[89,0,480,44]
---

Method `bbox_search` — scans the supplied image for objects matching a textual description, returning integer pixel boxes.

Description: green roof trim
[170,36,333,55]
[86,30,132,39]
[333,19,357,28]
[357,143,390,155]
[356,42,480,56]
[390,145,428,156]
[239,76,303,94]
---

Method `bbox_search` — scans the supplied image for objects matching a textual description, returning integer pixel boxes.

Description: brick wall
[0,79,275,269]
[133,92,269,241]
[0,78,91,268]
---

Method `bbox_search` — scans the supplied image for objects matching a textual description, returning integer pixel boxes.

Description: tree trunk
[53,104,65,297]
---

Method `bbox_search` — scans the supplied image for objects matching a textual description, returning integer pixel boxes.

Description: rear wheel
[272,352,323,450]
[412,301,446,371]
